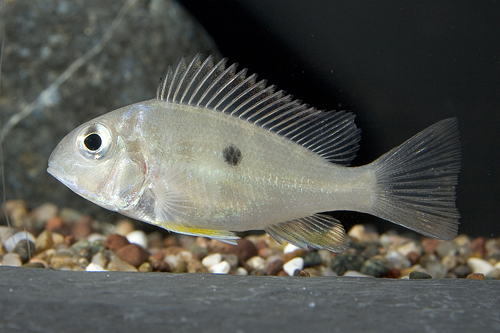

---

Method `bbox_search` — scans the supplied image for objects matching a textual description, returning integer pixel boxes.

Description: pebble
[385,251,411,270]
[466,273,486,280]
[409,271,432,279]
[126,230,148,249]
[343,270,373,278]
[1,253,22,267]
[441,254,458,270]
[86,263,107,272]
[104,234,130,251]
[0,226,17,243]
[107,258,138,272]
[360,259,388,277]
[397,241,423,257]
[486,268,500,280]
[225,239,258,262]
[467,257,494,275]
[284,243,301,254]
[436,241,458,258]
[50,255,77,270]
[138,262,153,272]
[330,254,365,276]
[73,215,93,240]
[116,244,150,267]
[426,261,448,279]
[347,224,379,242]
[453,264,473,278]
[202,253,222,268]
[265,258,284,276]
[235,267,248,275]
[91,252,108,268]
[302,251,323,268]
[35,230,54,254]
[30,202,58,226]
[114,219,135,236]
[283,257,304,276]
[209,260,231,274]
[246,256,266,271]
[187,259,208,273]
[222,253,239,270]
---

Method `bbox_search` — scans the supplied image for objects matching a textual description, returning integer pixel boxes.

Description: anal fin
[265,214,348,253]
[157,222,240,245]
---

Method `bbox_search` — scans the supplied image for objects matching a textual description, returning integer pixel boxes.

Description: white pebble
[201,253,222,268]
[209,261,230,274]
[164,255,179,270]
[3,232,36,252]
[467,258,494,275]
[283,257,304,276]
[397,241,423,256]
[235,267,248,276]
[284,243,301,254]
[87,233,106,243]
[126,230,148,248]
[343,270,373,278]
[246,256,266,270]
[86,263,107,272]
[1,253,22,267]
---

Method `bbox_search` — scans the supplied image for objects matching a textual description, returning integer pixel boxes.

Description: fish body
[47,55,461,252]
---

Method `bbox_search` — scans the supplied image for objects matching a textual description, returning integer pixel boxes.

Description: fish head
[47,114,148,212]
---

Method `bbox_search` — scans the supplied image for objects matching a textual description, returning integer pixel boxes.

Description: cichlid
[47,54,461,252]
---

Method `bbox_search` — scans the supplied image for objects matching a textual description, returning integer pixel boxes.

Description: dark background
[178,0,500,237]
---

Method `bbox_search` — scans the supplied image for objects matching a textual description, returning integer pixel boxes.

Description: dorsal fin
[157,54,361,165]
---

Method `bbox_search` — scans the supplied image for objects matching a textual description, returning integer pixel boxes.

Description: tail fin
[369,118,461,239]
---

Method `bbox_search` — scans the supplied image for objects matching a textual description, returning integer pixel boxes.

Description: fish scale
[47,54,461,253]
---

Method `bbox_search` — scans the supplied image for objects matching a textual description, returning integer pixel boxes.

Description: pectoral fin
[265,214,348,253]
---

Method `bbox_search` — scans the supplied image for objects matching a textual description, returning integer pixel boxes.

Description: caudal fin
[369,118,461,239]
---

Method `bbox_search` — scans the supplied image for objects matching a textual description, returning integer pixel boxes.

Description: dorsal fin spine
[195,58,227,107]
[221,74,257,113]
[213,68,248,110]
[203,63,238,108]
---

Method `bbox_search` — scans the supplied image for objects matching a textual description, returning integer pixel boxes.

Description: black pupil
[84,133,102,151]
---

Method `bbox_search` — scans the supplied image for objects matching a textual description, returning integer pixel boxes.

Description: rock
[73,215,93,240]
[209,261,231,274]
[50,255,78,270]
[385,251,411,270]
[347,224,379,242]
[13,240,36,263]
[104,234,130,251]
[264,259,283,276]
[441,254,458,270]
[467,257,494,275]
[298,270,311,277]
[116,244,150,267]
[35,230,54,254]
[330,254,365,276]
[235,267,248,276]
[302,251,322,268]
[86,263,107,272]
[225,239,258,262]
[397,241,423,257]
[470,237,486,255]
[406,251,420,265]
[1,253,22,267]
[114,220,135,236]
[107,258,138,272]
[151,259,171,273]
[91,252,108,268]
[221,254,239,271]
[360,259,388,277]
[3,232,36,252]
[3,200,29,228]
[453,234,470,246]
[359,243,380,258]
[0,226,17,244]
[453,264,473,278]
[466,273,486,280]
[486,268,500,280]
[343,270,373,278]
[421,238,441,254]
[186,259,208,273]
[436,241,458,258]
[23,262,47,269]
[178,250,193,262]
[409,271,432,279]
[283,257,304,276]
[138,262,153,272]
[45,216,64,231]
[284,243,301,254]
[201,253,222,268]
[28,258,49,269]
[59,208,82,223]
[126,230,148,249]
[246,256,266,271]
[426,261,448,279]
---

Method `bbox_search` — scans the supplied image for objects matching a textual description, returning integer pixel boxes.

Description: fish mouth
[47,162,77,189]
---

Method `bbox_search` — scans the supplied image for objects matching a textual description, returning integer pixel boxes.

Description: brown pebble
[116,244,150,267]
[162,245,185,256]
[466,273,486,280]
[151,259,171,272]
[64,235,75,247]
[258,247,274,259]
[73,215,93,240]
[384,267,401,279]
[35,230,54,254]
[45,216,63,231]
[255,240,268,250]
[150,251,165,262]
[470,237,486,256]
[264,259,284,276]
[277,270,288,276]
[407,251,419,265]
[421,238,441,254]
[225,239,258,262]
[299,270,311,277]
[187,259,209,273]
[163,235,179,247]
[104,234,130,251]
[282,249,307,263]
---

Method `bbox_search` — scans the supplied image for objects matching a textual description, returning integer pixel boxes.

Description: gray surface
[0,267,498,333]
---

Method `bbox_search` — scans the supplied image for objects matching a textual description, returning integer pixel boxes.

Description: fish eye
[76,123,112,159]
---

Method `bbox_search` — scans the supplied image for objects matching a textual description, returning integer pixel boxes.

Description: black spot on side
[223,144,242,166]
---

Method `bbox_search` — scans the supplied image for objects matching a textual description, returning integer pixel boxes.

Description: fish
[47,54,461,252]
